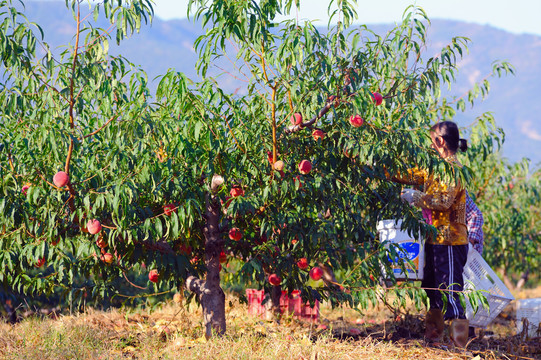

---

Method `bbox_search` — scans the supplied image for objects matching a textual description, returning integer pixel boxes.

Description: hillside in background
[11,1,541,165]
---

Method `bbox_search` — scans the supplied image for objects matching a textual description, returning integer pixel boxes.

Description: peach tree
[0,0,511,337]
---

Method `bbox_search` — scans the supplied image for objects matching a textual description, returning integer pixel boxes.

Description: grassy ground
[0,288,540,360]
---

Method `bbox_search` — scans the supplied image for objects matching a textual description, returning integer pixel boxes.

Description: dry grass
[0,289,540,360]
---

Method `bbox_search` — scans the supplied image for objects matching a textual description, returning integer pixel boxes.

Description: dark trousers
[422,243,469,320]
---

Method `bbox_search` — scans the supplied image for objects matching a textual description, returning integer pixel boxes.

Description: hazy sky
[153,0,541,36]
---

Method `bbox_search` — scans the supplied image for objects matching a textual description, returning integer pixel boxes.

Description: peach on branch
[349,114,364,128]
[35,257,46,268]
[268,273,281,286]
[297,258,308,270]
[101,252,114,264]
[371,92,383,106]
[298,160,312,175]
[148,269,159,283]
[219,251,227,264]
[177,244,192,256]
[53,171,69,188]
[21,184,30,195]
[229,228,242,241]
[309,266,323,281]
[96,234,107,249]
[230,185,245,198]
[290,112,303,126]
[293,175,303,189]
[273,160,284,171]
[163,203,177,216]
[87,219,102,235]
[312,130,325,141]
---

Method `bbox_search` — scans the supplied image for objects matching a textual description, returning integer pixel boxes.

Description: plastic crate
[463,245,514,328]
[516,298,541,337]
[377,219,424,281]
[246,289,319,322]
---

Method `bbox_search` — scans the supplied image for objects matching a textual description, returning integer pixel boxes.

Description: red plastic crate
[246,289,319,322]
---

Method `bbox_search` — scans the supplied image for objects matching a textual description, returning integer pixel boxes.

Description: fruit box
[463,245,514,328]
[377,219,424,281]
[516,298,541,338]
[246,289,319,322]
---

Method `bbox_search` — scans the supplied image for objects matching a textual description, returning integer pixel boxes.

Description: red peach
[349,114,364,128]
[53,171,69,188]
[230,185,244,197]
[312,130,325,141]
[268,273,281,286]
[273,160,284,171]
[35,257,46,268]
[148,269,159,283]
[219,251,227,263]
[290,113,302,125]
[293,175,303,189]
[96,235,107,249]
[309,266,323,281]
[163,203,177,216]
[229,228,242,241]
[87,219,102,235]
[298,160,312,175]
[178,244,192,256]
[22,184,30,195]
[371,92,383,106]
[101,252,114,264]
[297,258,308,270]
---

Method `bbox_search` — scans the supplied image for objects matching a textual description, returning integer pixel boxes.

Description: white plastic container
[377,219,424,281]
[463,245,515,328]
[516,298,541,337]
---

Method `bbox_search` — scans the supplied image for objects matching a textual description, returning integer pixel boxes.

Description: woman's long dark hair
[430,121,467,153]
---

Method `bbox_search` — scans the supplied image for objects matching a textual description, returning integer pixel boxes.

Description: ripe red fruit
[230,185,244,198]
[267,151,274,164]
[53,171,69,188]
[297,258,308,270]
[268,273,281,286]
[371,92,383,106]
[96,235,107,249]
[349,114,364,128]
[229,227,242,241]
[291,238,298,245]
[101,252,114,264]
[293,175,303,189]
[178,244,192,256]
[290,112,302,125]
[163,203,177,216]
[273,160,284,171]
[219,251,227,263]
[149,269,159,283]
[309,266,323,281]
[22,184,30,195]
[87,219,102,235]
[298,160,312,175]
[312,129,325,141]
[35,257,46,268]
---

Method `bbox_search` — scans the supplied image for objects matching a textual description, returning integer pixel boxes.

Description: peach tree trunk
[186,193,225,338]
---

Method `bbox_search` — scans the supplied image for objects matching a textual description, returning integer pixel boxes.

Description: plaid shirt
[466,192,484,254]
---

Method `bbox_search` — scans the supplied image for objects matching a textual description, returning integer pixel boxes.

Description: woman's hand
[400,188,418,205]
